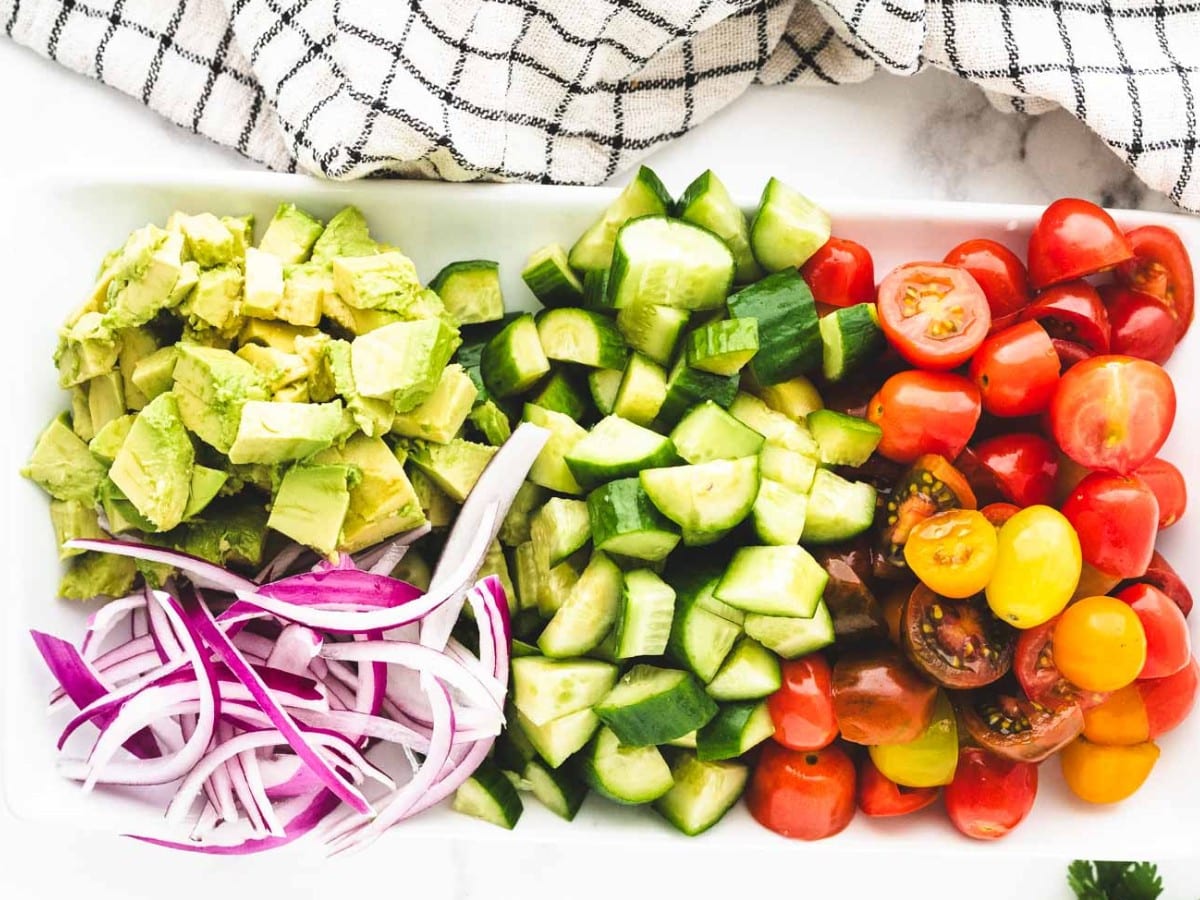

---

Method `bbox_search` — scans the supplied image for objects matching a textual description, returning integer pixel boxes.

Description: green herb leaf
[1067,861,1164,900]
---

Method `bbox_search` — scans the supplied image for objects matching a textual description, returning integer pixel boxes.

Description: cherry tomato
[1015,617,1109,712]
[831,649,938,745]
[857,756,938,817]
[1051,338,1096,370]
[1139,655,1200,738]
[868,372,981,464]
[902,584,1015,689]
[1083,684,1151,745]
[902,510,997,599]
[1049,355,1176,475]
[980,502,1019,528]
[1027,198,1133,290]
[1061,472,1158,579]
[1135,457,1187,529]
[767,655,838,751]
[944,747,1038,840]
[1126,551,1193,617]
[880,585,909,647]
[1073,562,1121,602]
[1020,281,1111,352]
[1116,584,1191,679]
[1054,596,1147,692]
[953,446,1010,507]
[879,455,978,567]
[746,742,856,840]
[972,433,1058,507]
[1115,224,1195,340]
[1060,737,1159,804]
[876,263,991,370]
[986,505,1082,629]
[1100,285,1178,365]
[968,321,1060,417]
[800,237,876,308]
[868,692,959,788]
[957,688,1084,762]
[943,239,1031,320]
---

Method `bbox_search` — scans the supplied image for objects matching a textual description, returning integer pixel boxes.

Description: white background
[3,36,1199,900]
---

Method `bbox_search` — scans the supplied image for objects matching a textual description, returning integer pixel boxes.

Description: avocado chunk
[117,327,159,411]
[168,260,200,308]
[243,246,285,319]
[88,413,135,464]
[235,343,311,393]
[222,214,254,259]
[350,318,460,410]
[227,399,343,465]
[311,207,376,263]
[69,387,95,441]
[58,551,138,601]
[48,499,106,559]
[408,465,456,528]
[130,345,180,403]
[332,251,423,313]
[407,438,497,503]
[183,465,229,519]
[259,203,325,265]
[85,371,126,433]
[391,363,478,443]
[172,212,238,268]
[267,463,353,555]
[315,339,394,436]
[56,312,120,387]
[469,400,512,447]
[99,477,154,533]
[185,265,243,334]
[23,415,108,503]
[173,345,269,453]
[173,499,269,568]
[108,392,195,532]
[239,319,319,353]
[101,226,186,329]
[278,262,329,327]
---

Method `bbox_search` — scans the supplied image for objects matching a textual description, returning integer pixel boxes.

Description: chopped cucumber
[579,726,674,805]
[728,392,820,457]
[613,569,677,659]
[820,302,885,382]
[756,375,824,422]
[686,318,760,375]
[429,259,504,325]
[453,759,524,828]
[715,545,828,618]
[608,216,734,311]
[640,456,760,536]
[807,409,882,467]
[749,177,832,272]
[666,568,742,682]
[744,600,836,659]
[587,369,623,415]
[538,559,582,618]
[696,700,774,761]
[524,758,588,820]
[727,268,820,387]
[705,637,782,701]
[595,664,718,746]
[666,731,698,749]
[677,169,762,284]
[670,400,764,464]
[582,269,611,310]
[615,304,690,365]
[481,314,549,398]
[531,369,590,421]
[538,552,624,658]
[654,752,748,836]
[752,479,809,546]
[518,707,601,768]
[531,498,591,567]
[587,478,681,562]
[499,480,546,546]
[511,638,540,658]
[612,353,667,427]
[536,308,629,370]
[565,415,679,489]
[495,716,538,774]
[522,244,585,309]
[656,357,739,428]
[801,468,878,543]
[569,166,672,272]
[510,655,618,725]
[522,403,588,495]
[759,444,818,492]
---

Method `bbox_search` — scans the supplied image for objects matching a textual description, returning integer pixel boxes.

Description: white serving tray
[3,173,1199,860]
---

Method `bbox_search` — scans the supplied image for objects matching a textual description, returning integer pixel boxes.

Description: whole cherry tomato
[1139,655,1200,738]
[968,321,1060,417]
[972,433,1058,507]
[1115,224,1195,340]
[868,692,959,788]
[1125,551,1194,617]
[1116,584,1191,679]
[1060,737,1159,804]
[868,371,981,464]
[986,505,1082,629]
[857,756,938,817]
[746,742,856,840]
[1014,616,1110,711]
[1054,596,1147,693]
[1060,472,1159,579]
[831,649,938,745]
[767,655,838,751]
[1019,281,1111,352]
[876,262,991,370]
[943,238,1031,320]
[1083,684,1151,745]
[1100,285,1178,365]
[1134,457,1187,529]
[944,747,1038,840]
[801,237,876,308]
[1027,198,1133,289]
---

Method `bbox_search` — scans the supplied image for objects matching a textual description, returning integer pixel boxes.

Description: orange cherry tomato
[1053,596,1147,693]
[1059,737,1159,804]
[868,372,981,464]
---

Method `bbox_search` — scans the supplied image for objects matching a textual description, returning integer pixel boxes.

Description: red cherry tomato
[856,756,938,817]
[1117,584,1191,679]
[1020,281,1111,352]
[801,237,876,308]
[1135,457,1187,528]
[944,747,1038,841]
[968,321,1060,417]
[1027,198,1133,290]
[1099,285,1178,365]
[876,263,991,370]
[1139,656,1200,738]
[1051,338,1096,371]
[1049,355,1176,475]
[746,743,857,841]
[943,239,1031,320]
[1061,472,1159,579]
[980,502,1020,528]
[971,433,1058,507]
[1014,617,1109,712]
[867,371,982,464]
[767,655,838,751]
[1115,225,1195,340]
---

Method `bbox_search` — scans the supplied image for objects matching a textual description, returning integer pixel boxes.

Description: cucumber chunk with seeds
[453,759,523,828]
[728,392,820,457]
[524,758,588,820]
[481,314,549,398]
[695,700,774,761]
[752,479,809,546]
[640,456,760,535]
[727,268,820,387]
[522,244,585,309]
[587,478,681,562]
[820,302,885,382]
[587,368,623,415]
[565,415,679,488]
[686,318,760,375]
[538,552,624,658]
[538,559,582,618]
[656,357,740,428]
[677,169,762,285]
[613,569,676,659]
[531,497,591,567]
[807,408,883,467]
[569,167,672,273]
[801,468,877,543]
[531,369,590,421]
[744,600,836,659]
[579,726,674,805]
[749,177,832,272]
[429,259,504,325]
[654,753,748,836]
[756,375,824,422]
[536,308,629,370]
[616,303,690,365]
[522,403,588,495]
[594,664,718,746]
[608,216,735,311]
[759,444,818,492]
[612,353,667,427]
[510,655,618,726]
[518,707,601,768]
[715,545,828,618]
[706,637,782,701]
[670,400,764,464]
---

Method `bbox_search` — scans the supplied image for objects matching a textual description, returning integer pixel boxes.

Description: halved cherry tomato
[1140,655,1200,738]
[868,692,959,788]
[902,584,1015,689]
[1083,684,1151,745]
[1027,198,1133,289]
[1135,457,1187,529]
[800,237,876,308]
[880,584,910,647]
[1049,355,1176,475]
[986,505,1082,629]
[746,742,856,840]
[1060,737,1159,804]
[1116,584,1191,679]
[1020,281,1111,352]
[943,239,1031,320]
[1014,616,1109,711]
[767,655,838,751]
[1051,338,1095,370]
[857,756,938,817]
[968,321,1060,417]
[902,510,997,599]
[972,433,1058,508]
[1100,285,1178,365]
[1124,551,1194,617]
[944,747,1038,840]
[1115,224,1195,340]
[876,262,991,370]
[878,455,977,567]
[868,372,981,464]
[957,688,1083,762]
[831,649,938,745]
[1054,596,1147,692]
[953,446,1009,506]
[980,502,1020,528]
[1061,472,1158,579]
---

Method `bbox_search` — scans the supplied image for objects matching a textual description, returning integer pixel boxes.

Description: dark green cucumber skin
[523,251,584,309]
[429,259,499,293]
[458,759,524,828]
[695,702,768,761]
[822,302,885,381]
[457,315,521,400]
[532,370,591,421]
[727,268,820,386]
[480,314,547,398]
[662,556,740,681]
[587,478,679,552]
[525,758,588,820]
[594,669,719,747]
[582,269,613,311]
[655,363,739,429]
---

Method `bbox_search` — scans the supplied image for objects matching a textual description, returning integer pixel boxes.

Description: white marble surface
[2,36,1198,900]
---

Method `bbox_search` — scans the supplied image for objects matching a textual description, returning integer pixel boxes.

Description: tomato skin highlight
[876,262,991,370]
[1139,656,1199,738]
[1027,198,1133,290]
[1054,596,1147,693]
[969,321,1060,417]
[944,238,1031,320]
[800,237,876,308]
[1116,584,1191,680]
[1060,737,1159,804]
[1115,224,1195,340]
[1060,472,1159,579]
[831,649,938,745]
[868,371,981,464]
[944,747,1038,840]
[1134,457,1187,529]
[972,433,1058,508]
[857,756,938,817]
[767,655,838,751]
[1100,285,1178,365]
[746,742,857,841]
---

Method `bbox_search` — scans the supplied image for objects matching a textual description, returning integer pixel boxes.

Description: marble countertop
[1,37,1196,900]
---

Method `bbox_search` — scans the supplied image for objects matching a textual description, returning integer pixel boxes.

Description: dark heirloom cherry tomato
[746,742,856,840]
[902,585,1015,689]
[868,371,981,464]
[1061,472,1159,579]
[801,237,876,308]
[980,502,1020,527]
[880,584,911,646]
[832,649,939,745]
[1135,457,1187,529]
[813,543,888,644]
[1115,224,1195,340]
[1051,338,1096,370]
[876,262,992,370]
[1100,285,1178,365]
[1123,551,1194,617]
[957,687,1085,763]
[1116,585,1191,680]
[1049,355,1176,475]
[1027,198,1133,289]
[943,238,1031,320]
[879,455,977,568]
[1140,655,1200,738]
[1020,281,1111,352]
[944,747,1038,841]
[968,321,1060,417]
[857,756,938,817]
[971,433,1058,508]
[767,655,838,751]
[1014,617,1110,712]
[953,446,1009,507]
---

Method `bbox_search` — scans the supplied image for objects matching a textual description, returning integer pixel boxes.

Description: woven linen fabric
[4,1,1200,209]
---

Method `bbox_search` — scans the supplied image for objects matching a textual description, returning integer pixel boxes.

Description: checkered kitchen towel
[4,1,1200,208]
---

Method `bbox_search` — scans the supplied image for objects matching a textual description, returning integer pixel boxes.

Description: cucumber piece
[579,726,674,805]
[512,541,540,611]
[430,259,504,325]
[666,570,742,681]
[640,456,760,535]
[801,468,878,544]
[538,559,582,618]
[495,714,538,774]
[594,664,718,746]
[518,707,601,768]
[453,759,524,828]
[696,700,774,761]
[727,268,820,386]
[481,314,550,398]
[587,627,621,664]
[524,758,588,821]
[752,479,809,546]
[536,308,629,370]
[670,400,764,464]
[587,369,623,416]
[749,177,832,272]
[613,569,677,659]
[587,478,680,562]
[656,357,740,428]
[530,369,590,421]
[511,638,540,658]
[807,409,883,467]
[565,415,679,489]
[510,656,618,725]
[820,302,885,382]
[612,353,667,427]
[757,375,824,422]
[715,545,829,618]
[522,244,585,309]
[615,304,690,365]
[469,400,512,446]
[522,404,588,495]
[744,600,836,659]
[569,166,672,272]
[538,552,624,658]
[667,731,698,749]
[499,480,546,546]
[686,318,760,375]
[654,752,748,836]
[531,498,592,567]
[728,392,820,457]
[608,216,735,311]
[705,637,782,701]
[582,269,612,311]
[677,170,762,285]
[759,444,818,493]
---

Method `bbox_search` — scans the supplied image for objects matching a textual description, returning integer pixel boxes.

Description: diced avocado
[183,265,243,334]
[238,319,319,353]
[409,465,456,528]
[469,400,512,446]
[183,465,229,519]
[332,251,423,314]
[391,364,478,443]
[88,413,135,464]
[227,399,344,465]
[222,214,254,259]
[173,499,269,568]
[349,305,410,335]
[56,312,120,387]
[498,480,547,546]
[22,414,107,503]
[58,551,138,601]
[277,262,328,328]
[99,477,154,533]
[172,345,269,452]
[172,212,237,268]
[320,289,359,333]
[117,327,159,411]
[86,371,126,432]
[180,323,232,349]
[267,464,353,556]
[408,438,497,503]
[48,499,105,559]
[318,339,395,437]
[310,207,377,263]
[273,381,311,403]
[243,246,285,319]
[130,346,180,403]
[350,318,461,411]
[102,227,186,329]
[168,260,200,308]
[235,343,311,393]
[259,203,325,264]
[108,392,195,532]
[69,387,94,441]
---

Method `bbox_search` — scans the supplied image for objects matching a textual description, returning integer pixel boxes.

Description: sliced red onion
[65,539,258,595]
[254,544,313,584]
[265,624,323,674]
[80,593,146,660]
[146,583,184,663]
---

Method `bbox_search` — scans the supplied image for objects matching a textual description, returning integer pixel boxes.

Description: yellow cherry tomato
[1082,684,1150,746]
[1060,737,1159,804]
[903,509,997,599]
[868,692,959,788]
[985,505,1081,629]
[1054,596,1147,692]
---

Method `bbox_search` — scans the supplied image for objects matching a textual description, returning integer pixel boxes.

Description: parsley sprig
[1067,861,1164,900]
